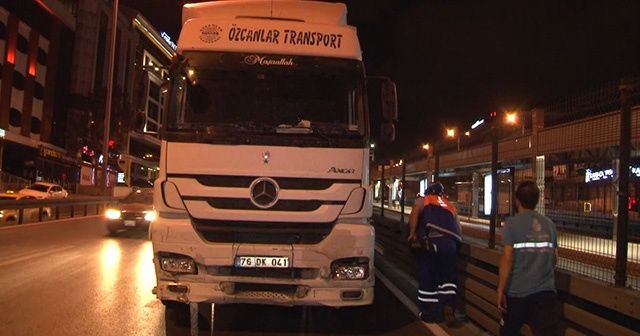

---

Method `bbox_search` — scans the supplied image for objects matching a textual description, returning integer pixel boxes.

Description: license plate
[235,256,290,268]
[124,220,136,227]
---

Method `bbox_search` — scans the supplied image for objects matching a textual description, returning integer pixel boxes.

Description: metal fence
[373,75,640,290]
[537,76,640,289]
[0,171,31,193]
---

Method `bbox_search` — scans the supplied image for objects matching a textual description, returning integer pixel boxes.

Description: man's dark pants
[416,236,458,321]
[500,290,556,336]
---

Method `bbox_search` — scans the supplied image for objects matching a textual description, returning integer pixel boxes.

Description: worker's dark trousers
[500,290,557,336]
[416,236,459,321]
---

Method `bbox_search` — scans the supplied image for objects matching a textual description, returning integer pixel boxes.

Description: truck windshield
[165,52,368,144]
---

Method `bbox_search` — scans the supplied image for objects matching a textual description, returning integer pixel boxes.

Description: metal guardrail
[0,196,120,225]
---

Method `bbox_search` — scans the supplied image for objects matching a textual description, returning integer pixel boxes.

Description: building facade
[0,0,174,193]
[0,0,77,191]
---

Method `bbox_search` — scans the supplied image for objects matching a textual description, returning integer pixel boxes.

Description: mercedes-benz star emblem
[249,177,279,209]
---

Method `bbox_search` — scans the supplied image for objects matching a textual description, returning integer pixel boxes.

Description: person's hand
[497,292,507,312]
[407,232,417,242]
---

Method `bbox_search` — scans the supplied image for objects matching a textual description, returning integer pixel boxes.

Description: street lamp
[422,143,439,183]
[446,128,459,151]
[488,110,523,248]
[447,127,470,150]
[505,111,524,135]
[369,142,375,162]
[422,143,431,182]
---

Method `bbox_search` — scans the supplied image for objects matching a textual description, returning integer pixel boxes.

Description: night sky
[123,0,640,159]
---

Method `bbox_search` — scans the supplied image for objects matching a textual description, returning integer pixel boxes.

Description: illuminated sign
[585,168,613,183]
[117,172,125,183]
[497,168,511,174]
[585,166,640,183]
[161,32,177,51]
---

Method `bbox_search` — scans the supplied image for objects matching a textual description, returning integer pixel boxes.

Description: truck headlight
[144,210,157,222]
[105,209,121,219]
[331,257,369,280]
[159,253,197,274]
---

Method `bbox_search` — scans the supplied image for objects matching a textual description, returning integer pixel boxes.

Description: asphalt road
[0,217,436,336]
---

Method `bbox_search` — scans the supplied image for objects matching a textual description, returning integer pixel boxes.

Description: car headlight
[105,209,121,219]
[144,210,157,222]
[331,257,369,280]
[159,253,197,274]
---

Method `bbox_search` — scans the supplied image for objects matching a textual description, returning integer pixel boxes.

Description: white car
[0,193,52,224]
[19,182,68,199]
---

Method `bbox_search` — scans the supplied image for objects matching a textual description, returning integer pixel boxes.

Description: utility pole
[614,78,631,287]
[400,160,406,223]
[101,0,118,195]
[489,122,499,249]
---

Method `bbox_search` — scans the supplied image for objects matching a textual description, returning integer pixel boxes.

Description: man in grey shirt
[497,180,558,335]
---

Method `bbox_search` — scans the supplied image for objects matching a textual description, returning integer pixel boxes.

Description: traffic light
[108,139,115,148]
[488,111,498,127]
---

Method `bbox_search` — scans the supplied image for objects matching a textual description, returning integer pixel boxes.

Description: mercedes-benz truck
[150,0,397,308]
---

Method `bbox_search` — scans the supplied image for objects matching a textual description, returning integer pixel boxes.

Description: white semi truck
[149,0,397,308]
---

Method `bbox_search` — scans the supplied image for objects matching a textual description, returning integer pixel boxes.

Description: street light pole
[380,164,386,218]
[400,160,406,223]
[101,0,118,195]
[489,122,499,249]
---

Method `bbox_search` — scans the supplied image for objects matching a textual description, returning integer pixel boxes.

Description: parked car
[105,188,155,235]
[18,182,68,199]
[0,193,52,224]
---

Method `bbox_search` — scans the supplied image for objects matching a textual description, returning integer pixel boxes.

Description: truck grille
[168,174,361,244]
[192,218,334,244]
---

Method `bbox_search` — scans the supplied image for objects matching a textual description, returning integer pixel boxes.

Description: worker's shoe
[443,306,464,328]
[419,311,444,324]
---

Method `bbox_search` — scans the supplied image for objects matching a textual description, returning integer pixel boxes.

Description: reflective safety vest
[421,195,463,242]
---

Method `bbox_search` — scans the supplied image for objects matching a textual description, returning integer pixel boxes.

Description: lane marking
[376,269,449,336]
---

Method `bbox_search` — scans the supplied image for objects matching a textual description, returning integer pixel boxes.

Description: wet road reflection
[0,218,433,336]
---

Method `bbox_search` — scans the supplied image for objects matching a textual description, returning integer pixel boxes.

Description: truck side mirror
[368,76,398,143]
[381,122,395,142]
